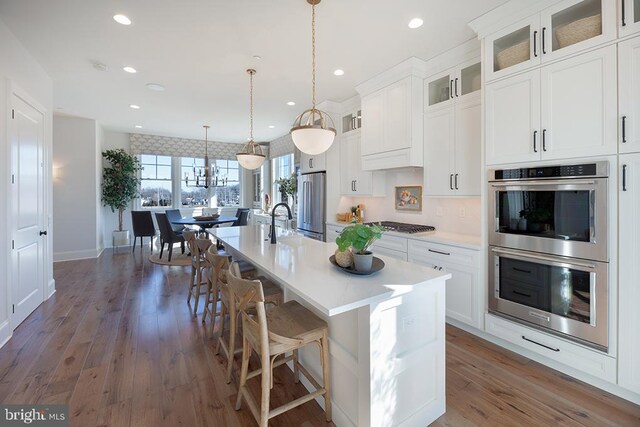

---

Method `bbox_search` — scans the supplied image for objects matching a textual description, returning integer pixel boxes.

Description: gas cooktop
[367,221,436,234]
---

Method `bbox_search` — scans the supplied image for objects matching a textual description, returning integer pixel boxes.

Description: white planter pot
[113,230,130,247]
[353,251,373,272]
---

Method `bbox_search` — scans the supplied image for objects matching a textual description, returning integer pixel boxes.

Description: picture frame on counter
[395,185,422,211]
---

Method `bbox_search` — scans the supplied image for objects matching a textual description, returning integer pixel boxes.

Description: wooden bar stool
[227,262,331,427]
[184,229,212,316]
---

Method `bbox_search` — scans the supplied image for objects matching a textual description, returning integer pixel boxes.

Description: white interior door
[10,93,45,328]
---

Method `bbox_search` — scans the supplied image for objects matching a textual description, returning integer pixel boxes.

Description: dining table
[170,216,237,233]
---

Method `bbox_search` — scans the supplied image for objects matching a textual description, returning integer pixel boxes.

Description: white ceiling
[0,0,506,142]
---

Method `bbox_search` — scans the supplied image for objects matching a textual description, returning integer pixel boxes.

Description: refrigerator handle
[306,182,312,224]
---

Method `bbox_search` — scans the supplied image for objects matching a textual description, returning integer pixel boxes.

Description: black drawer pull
[513,267,532,274]
[512,290,532,298]
[522,335,560,352]
[622,116,627,143]
[428,249,450,256]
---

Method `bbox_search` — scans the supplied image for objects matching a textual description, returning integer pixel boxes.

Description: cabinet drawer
[485,314,616,383]
[374,234,408,253]
[408,239,478,266]
[326,225,345,238]
[371,245,407,262]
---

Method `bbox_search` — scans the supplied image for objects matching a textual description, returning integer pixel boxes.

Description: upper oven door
[489,178,608,261]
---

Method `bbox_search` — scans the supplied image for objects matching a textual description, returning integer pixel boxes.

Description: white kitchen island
[211,225,451,427]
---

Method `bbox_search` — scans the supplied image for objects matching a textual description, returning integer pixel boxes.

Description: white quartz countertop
[326,221,482,251]
[211,225,451,317]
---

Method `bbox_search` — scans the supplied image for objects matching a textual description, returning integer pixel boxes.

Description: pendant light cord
[311,2,316,109]
[250,70,254,142]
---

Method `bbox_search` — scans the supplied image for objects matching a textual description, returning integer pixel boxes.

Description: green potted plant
[336,223,383,271]
[101,149,142,247]
[275,173,297,205]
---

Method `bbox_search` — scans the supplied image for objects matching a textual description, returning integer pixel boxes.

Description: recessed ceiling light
[253,55,262,60]
[135,125,143,129]
[268,125,275,129]
[92,61,108,72]
[408,18,424,29]
[146,83,165,91]
[287,101,296,106]
[129,104,140,109]
[333,69,345,76]
[123,66,137,73]
[113,14,132,25]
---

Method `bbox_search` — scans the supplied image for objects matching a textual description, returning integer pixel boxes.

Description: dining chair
[165,208,186,234]
[154,212,185,262]
[131,210,155,253]
[232,208,250,226]
[227,262,331,426]
[184,229,212,316]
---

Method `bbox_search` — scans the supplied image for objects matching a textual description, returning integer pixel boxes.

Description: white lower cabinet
[408,240,483,330]
[485,314,617,383]
[618,153,640,394]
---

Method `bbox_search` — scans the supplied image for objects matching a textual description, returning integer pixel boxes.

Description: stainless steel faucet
[270,202,293,244]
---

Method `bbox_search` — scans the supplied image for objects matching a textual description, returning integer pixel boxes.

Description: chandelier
[184,125,227,188]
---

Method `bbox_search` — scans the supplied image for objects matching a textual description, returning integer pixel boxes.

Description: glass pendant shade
[291,107,336,155]
[236,140,265,170]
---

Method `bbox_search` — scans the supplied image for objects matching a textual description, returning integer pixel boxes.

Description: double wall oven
[488,162,609,351]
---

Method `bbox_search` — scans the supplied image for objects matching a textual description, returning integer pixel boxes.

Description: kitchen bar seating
[184,229,212,316]
[227,262,331,427]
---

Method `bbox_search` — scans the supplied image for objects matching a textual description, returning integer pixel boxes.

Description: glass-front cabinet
[342,109,361,134]
[425,59,482,110]
[621,0,640,36]
[485,0,615,82]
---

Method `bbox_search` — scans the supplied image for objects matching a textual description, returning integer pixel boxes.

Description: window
[272,154,294,203]
[140,155,172,207]
[212,159,240,207]
[181,157,209,207]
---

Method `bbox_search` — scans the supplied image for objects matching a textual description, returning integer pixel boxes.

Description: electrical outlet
[436,206,443,217]
[459,207,466,218]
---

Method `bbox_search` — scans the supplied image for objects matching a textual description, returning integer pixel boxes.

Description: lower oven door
[488,246,608,351]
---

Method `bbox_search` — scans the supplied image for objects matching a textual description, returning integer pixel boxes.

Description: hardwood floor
[0,248,638,426]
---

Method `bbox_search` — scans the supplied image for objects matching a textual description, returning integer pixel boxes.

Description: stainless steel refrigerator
[297,172,326,241]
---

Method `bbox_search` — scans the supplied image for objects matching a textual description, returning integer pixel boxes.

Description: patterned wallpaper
[130,133,261,160]
[268,133,295,159]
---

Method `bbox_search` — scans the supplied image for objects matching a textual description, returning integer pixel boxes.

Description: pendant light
[236,69,266,170]
[290,0,336,155]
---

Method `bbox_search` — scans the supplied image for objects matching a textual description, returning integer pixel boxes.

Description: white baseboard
[47,279,56,299]
[0,319,11,350]
[53,248,103,262]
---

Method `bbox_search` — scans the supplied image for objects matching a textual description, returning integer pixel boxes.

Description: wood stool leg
[293,349,300,383]
[208,285,219,337]
[193,267,202,316]
[226,304,237,384]
[236,336,251,411]
[216,302,227,355]
[187,265,196,304]
[321,332,332,422]
[260,351,271,427]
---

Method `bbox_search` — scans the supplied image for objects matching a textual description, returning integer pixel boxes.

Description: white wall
[52,115,102,260]
[336,168,481,237]
[0,17,53,346]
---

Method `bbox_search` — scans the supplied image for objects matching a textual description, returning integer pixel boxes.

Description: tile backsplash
[335,168,481,237]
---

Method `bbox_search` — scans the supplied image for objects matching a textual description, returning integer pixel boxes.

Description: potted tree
[335,223,383,271]
[275,173,297,206]
[101,149,142,247]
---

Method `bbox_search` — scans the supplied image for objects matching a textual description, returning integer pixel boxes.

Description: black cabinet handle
[623,164,627,192]
[454,173,459,190]
[622,116,627,143]
[351,180,355,192]
[428,248,450,256]
[542,27,547,54]
[449,174,454,190]
[622,0,627,26]
[455,78,459,97]
[353,180,357,192]
[533,30,538,57]
[513,267,532,274]
[542,129,547,151]
[39,230,47,236]
[450,80,453,99]
[522,335,560,352]
[533,130,538,153]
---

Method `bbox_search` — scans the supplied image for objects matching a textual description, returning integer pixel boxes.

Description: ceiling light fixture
[333,69,344,76]
[146,83,165,91]
[287,101,296,106]
[290,0,336,155]
[268,125,275,129]
[253,55,262,60]
[123,66,137,73]
[408,18,424,29]
[236,69,266,170]
[113,14,132,25]
[135,125,143,129]
[129,104,140,109]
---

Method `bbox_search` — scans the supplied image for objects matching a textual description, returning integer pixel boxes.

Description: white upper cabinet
[486,45,616,165]
[299,151,326,174]
[618,153,640,395]
[339,130,385,196]
[358,70,424,170]
[620,0,640,37]
[485,0,616,82]
[539,44,617,160]
[424,96,481,196]
[425,59,482,111]
[486,69,541,165]
[619,35,640,153]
